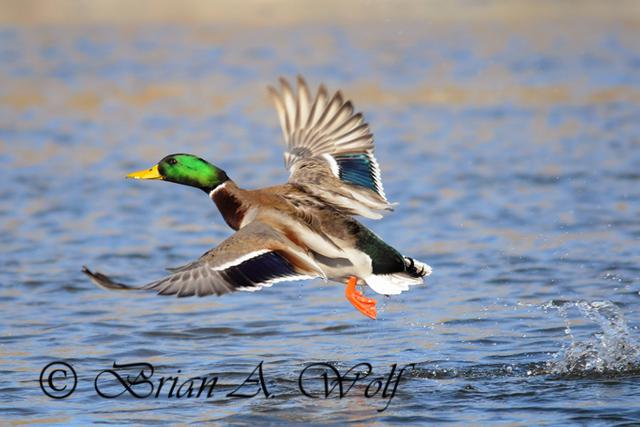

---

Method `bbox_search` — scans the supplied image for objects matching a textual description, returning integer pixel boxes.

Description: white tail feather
[365,273,424,295]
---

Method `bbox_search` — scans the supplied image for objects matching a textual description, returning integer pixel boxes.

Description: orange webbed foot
[345,276,377,320]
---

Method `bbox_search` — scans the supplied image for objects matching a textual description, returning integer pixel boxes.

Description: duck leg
[345,276,377,320]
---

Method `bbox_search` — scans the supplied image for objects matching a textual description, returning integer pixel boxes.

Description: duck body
[210,179,429,295]
[83,77,432,319]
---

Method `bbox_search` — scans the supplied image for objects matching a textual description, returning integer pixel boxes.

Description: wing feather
[83,221,321,298]
[269,76,394,219]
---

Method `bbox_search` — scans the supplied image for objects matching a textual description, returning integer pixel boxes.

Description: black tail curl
[404,257,430,278]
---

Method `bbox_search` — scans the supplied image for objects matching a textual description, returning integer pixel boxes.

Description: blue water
[1,19,640,425]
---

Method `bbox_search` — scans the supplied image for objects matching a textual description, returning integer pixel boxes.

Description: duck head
[126,153,229,193]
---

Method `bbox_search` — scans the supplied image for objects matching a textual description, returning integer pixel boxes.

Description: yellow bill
[126,164,163,180]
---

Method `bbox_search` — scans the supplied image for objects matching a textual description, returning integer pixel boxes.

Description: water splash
[543,300,640,376]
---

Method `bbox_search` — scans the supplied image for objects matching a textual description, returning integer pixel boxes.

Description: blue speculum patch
[335,153,379,194]
[224,252,297,289]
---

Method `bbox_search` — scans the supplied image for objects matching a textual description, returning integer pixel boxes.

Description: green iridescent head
[126,153,229,193]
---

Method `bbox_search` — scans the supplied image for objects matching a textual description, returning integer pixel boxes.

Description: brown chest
[211,188,247,230]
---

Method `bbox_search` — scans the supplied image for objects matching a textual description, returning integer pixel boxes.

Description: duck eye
[167,158,178,165]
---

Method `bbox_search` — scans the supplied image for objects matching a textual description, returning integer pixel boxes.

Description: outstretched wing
[269,76,393,219]
[83,221,322,297]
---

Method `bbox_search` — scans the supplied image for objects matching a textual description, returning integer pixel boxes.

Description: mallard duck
[83,77,431,319]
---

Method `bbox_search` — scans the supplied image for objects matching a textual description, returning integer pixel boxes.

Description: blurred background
[1,0,640,425]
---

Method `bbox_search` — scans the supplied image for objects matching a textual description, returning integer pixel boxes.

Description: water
[2,5,640,425]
